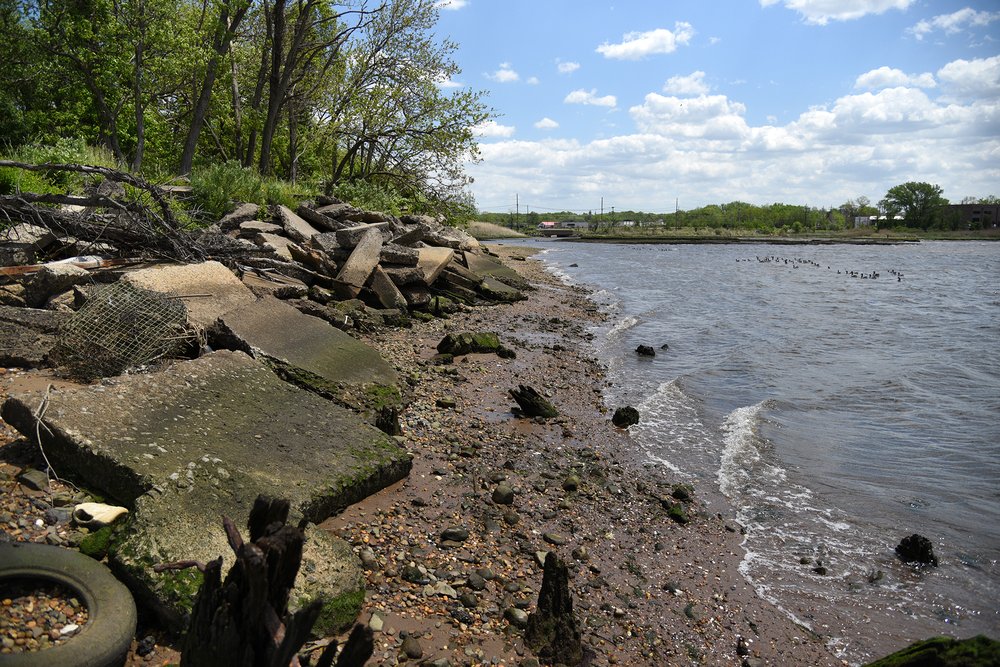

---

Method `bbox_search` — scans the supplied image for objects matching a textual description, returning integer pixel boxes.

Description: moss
[299,587,365,636]
[363,383,402,410]
[667,504,690,525]
[79,526,114,559]
[156,569,204,615]
[864,635,1000,667]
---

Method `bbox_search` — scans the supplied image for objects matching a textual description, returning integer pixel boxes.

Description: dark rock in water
[636,345,656,357]
[895,534,938,566]
[509,384,558,419]
[660,343,670,350]
[864,634,1000,666]
[612,406,640,428]
[568,263,578,268]
[525,552,584,665]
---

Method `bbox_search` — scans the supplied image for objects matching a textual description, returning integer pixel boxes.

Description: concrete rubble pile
[0,195,530,634]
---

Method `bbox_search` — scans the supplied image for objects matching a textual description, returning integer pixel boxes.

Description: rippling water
[527,239,1000,663]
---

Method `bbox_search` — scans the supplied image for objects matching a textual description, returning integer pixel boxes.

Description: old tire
[0,541,136,667]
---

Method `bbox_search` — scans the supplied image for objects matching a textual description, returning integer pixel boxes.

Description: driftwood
[0,160,204,261]
[154,495,373,667]
[509,384,558,418]
[525,552,586,666]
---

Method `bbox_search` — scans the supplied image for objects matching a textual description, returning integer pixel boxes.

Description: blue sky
[434,0,1000,214]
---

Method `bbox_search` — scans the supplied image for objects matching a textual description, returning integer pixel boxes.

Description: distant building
[537,221,557,229]
[946,203,999,229]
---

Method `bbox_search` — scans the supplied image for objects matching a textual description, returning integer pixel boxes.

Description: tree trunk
[131,38,146,172]
[178,0,248,175]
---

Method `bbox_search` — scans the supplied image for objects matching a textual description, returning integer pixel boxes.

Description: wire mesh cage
[55,281,193,380]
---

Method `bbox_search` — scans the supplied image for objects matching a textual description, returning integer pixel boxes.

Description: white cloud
[664,71,710,95]
[534,117,560,130]
[937,55,1000,101]
[526,76,540,85]
[434,0,467,10]
[488,63,519,83]
[564,89,617,108]
[557,61,580,74]
[760,0,914,25]
[630,93,750,139]
[854,66,936,90]
[596,23,695,60]
[473,120,516,138]
[464,62,1000,213]
[908,7,1000,40]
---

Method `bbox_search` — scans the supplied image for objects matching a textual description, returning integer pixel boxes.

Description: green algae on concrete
[864,635,1000,667]
[211,296,398,402]
[1,350,409,629]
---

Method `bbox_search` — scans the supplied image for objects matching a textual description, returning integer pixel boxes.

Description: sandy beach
[0,245,845,666]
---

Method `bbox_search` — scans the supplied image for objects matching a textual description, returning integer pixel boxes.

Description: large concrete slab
[1,350,411,630]
[335,229,383,299]
[277,205,321,244]
[212,296,397,394]
[464,250,529,290]
[0,306,67,367]
[122,261,256,329]
[417,247,455,285]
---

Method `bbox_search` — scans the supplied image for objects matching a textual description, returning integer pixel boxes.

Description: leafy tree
[879,182,949,230]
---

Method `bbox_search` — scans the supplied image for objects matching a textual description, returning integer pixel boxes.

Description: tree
[317,0,493,208]
[879,182,949,230]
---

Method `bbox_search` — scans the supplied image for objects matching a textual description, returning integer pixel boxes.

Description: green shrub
[190,161,265,220]
[0,138,115,194]
[333,180,404,215]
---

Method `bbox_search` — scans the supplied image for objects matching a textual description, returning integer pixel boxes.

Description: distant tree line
[0,0,492,216]
[477,183,999,233]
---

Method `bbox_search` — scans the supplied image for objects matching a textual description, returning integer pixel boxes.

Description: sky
[433,0,1000,214]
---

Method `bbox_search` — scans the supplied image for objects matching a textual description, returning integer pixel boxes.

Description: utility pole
[515,193,519,229]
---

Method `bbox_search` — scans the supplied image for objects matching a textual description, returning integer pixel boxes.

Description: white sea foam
[718,402,768,497]
[630,380,717,474]
[607,314,640,338]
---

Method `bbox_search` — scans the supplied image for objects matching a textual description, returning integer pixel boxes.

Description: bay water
[526,239,1000,664]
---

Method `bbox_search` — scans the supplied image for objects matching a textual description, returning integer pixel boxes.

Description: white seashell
[72,502,129,529]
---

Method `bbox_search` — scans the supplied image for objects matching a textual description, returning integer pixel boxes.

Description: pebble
[504,607,529,628]
[492,483,515,505]
[0,580,89,654]
[401,635,423,659]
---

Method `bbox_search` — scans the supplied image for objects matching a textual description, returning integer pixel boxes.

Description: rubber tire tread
[0,541,136,667]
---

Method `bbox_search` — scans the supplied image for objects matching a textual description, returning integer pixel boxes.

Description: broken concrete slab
[122,261,256,329]
[380,243,419,267]
[389,226,424,247]
[237,220,283,238]
[218,203,260,231]
[0,350,410,631]
[0,305,68,367]
[254,233,298,261]
[335,223,389,249]
[464,251,531,290]
[24,263,90,308]
[211,295,397,397]
[240,271,308,299]
[480,275,526,302]
[334,229,383,299]
[277,205,321,244]
[367,265,408,311]
[382,265,426,286]
[295,204,340,232]
[416,247,455,285]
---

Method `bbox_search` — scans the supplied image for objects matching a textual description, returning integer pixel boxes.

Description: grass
[466,220,528,240]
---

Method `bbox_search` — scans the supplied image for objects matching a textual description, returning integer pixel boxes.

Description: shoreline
[0,244,848,666]
[323,244,843,666]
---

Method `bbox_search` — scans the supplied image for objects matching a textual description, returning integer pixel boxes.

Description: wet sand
[0,246,845,665]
